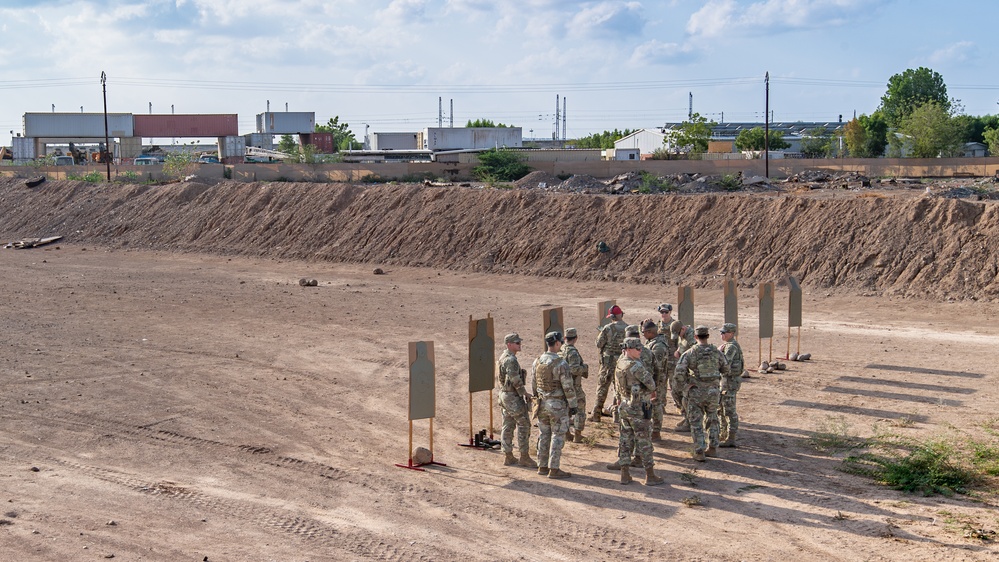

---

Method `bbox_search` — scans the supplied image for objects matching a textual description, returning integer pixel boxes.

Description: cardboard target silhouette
[461,315,497,450]
[724,276,739,336]
[396,341,446,471]
[759,283,775,363]
[786,276,803,358]
[597,300,616,330]
[678,286,694,327]
[543,307,564,342]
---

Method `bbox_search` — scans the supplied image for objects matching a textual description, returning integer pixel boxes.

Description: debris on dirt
[298,278,318,287]
[10,236,62,249]
[412,447,433,465]
[24,176,46,188]
[372,268,385,275]
[514,171,562,190]
[557,174,607,193]
[423,179,453,187]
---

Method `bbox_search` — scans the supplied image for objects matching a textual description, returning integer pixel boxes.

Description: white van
[53,156,75,166]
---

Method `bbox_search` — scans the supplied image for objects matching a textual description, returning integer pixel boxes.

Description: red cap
[606,305,624,318]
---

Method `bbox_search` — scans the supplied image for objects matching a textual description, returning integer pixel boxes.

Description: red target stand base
[396,419,447,472]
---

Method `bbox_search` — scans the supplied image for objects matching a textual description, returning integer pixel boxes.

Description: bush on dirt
[842,434,980,496]
[472,148,531,182]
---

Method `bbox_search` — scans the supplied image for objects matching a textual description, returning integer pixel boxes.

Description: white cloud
[567,1,645,38]
[926,41,977,66]
[378,0,431,23]
[631,39,695,65]
[687,0,886,39]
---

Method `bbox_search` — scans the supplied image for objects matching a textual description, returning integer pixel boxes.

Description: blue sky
[1,0,997,147]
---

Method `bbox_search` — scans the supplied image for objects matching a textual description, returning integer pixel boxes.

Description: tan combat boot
[719,438,736,448]
[651,430,662,441]
[503,452,517,466]
[573,432,584,443]
[691,450,706,462]
[644,467,664,486]
[518,453,538,468]
[590,407,602,422]
[705,446,718,458]
[630,457,643,468]
[537,466,550,476]
[547,468,571,479]
[674,418,690,432]
[620,466,632,485]
[606,460,623,470]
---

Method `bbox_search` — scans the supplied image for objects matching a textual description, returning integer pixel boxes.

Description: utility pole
[554,95,560,142]
[438,97,442,127]
[562,97,566,142]
[450,99,453,128]
[101,71,111,181]
[764,72,770,179]
[688,92,693,120]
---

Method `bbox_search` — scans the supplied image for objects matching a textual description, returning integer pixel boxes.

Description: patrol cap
[641,319,658,332]
[625,324,640,337]
[622,337,643,350]
[694,325,710,337]
[504,333,523,344]
[606,304,624,318]
[720,323,737,334]
[544,331,564,345]
[657,303,673,313]
[565,327,578,339]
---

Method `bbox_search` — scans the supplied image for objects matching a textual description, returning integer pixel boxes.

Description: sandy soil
[1,242,997,561]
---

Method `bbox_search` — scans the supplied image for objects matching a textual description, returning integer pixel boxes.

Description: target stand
[459,314,499,451]
[396,341,447,471]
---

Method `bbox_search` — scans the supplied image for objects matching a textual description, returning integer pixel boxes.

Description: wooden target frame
[396,341,447,471]
[786,276,803,359]
[459,314,498,450]
[758,283,775,364]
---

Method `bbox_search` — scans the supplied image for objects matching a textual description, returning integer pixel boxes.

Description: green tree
[800,127,832,158]
[898,101,963,158]
[315,116,361,151]
[843,118,868,157]
[734,127,790,151]
[573,129,635,149]
[472,148,530,181]
[665,112,716,155]
[277,134,298,156]
[466,119,510,128]
[983,127,999,156]
[879,67,950,129]
[860,112,889,157]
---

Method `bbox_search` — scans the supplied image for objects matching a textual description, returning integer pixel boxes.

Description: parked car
[52,155,75,166]
[134,157,159,165]
[197,155,220,164]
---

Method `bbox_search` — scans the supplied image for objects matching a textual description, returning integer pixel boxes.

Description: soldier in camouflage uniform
[497,333,537,468]
[671,323,698,433]
[605,338,664,486]
[592,305,627,422]
[558,327,588,443]
[718,323,744,448]
[675,326,730,461]
[642,319,669,441]
[532,331,578,479]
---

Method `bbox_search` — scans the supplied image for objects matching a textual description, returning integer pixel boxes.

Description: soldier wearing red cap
[591,304,627,422]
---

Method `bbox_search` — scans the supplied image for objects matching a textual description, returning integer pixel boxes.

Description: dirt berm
[2,178,997,300]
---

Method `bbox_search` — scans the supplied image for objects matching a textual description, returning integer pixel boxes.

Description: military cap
[504,333,523,344]
[544,331,564,345]
[657,303,673,313]
[694,325,710,337]
[606,304,624,318]
[565,327,578,339]
[720,323,738,334]
[622,337,643,350]
[625,324,640,337]
[641,319,658,332]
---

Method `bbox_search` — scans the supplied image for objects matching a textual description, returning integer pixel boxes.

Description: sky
[1,0,998,147]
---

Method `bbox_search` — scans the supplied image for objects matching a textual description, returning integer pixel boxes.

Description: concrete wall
[4,158,998,183]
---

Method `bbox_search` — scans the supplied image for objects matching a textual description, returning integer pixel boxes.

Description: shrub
[843,435,978,496]
[472,149,530,182]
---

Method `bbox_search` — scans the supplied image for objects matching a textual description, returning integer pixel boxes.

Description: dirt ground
[1,178,998,560]
[0,245,996,561]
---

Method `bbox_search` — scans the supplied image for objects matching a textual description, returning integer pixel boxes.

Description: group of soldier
[496,303,745,486]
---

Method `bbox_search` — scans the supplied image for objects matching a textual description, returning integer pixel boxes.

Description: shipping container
[299,132,334,153]
[422,127,522,150]
[255,112,315,134]
[244,133,273,149]
[24,113,134,138]
[217,136,246,159]
[12,136,36,160]
[603,148,640,161]
[134,114,238,138]
[371,132,420,150]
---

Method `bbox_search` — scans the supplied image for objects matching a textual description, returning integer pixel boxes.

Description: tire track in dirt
[24,410,667,559]
[45,458,456,562]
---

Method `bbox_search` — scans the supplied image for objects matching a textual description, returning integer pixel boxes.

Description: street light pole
[101,72,111,181]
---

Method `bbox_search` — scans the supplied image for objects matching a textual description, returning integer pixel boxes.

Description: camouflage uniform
[676,334,730,458]
[671,324,697,413]
[645,333,669,432]
[497,349,531,456]
[615,347,657,469]
[558,331,588,437]
[718,327,744,446]
[593,318,627,417]
[533,350,577,472]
